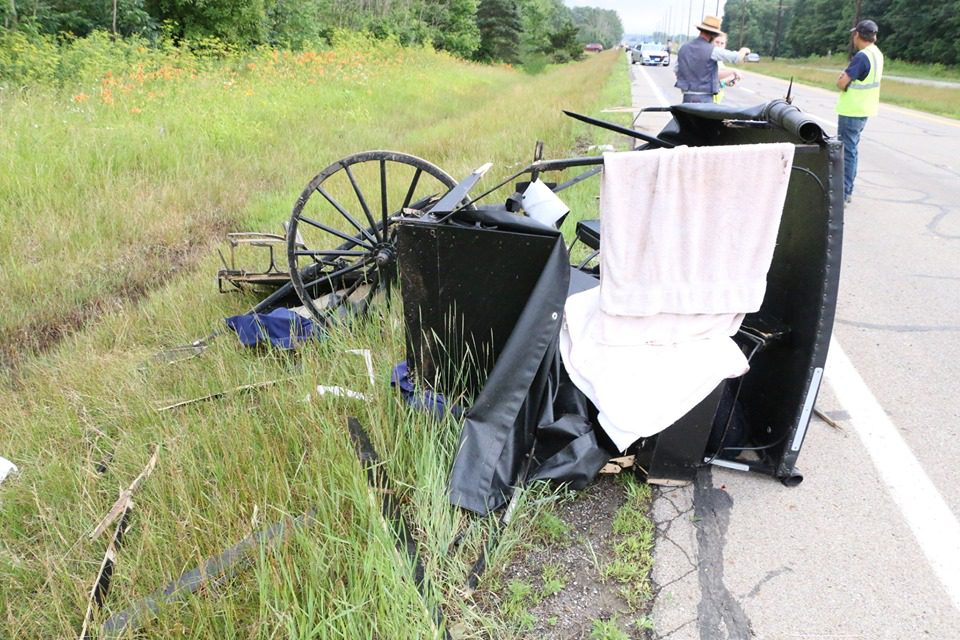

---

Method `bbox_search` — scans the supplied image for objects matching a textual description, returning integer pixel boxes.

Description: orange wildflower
[72,92,89,103]
[130,107,141,114]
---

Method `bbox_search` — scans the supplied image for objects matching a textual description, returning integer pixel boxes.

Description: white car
[632,43,670,66]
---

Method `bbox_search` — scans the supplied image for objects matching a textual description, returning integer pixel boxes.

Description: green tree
[885,0,960,64]
[475,0,522,63]
[146,0,268,45]
[3,0,154,36]
[570,5,622,49]
[548,16,583,62]
[421,0,481,58]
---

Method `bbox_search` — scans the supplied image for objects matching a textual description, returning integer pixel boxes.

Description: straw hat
[696,15,723,35]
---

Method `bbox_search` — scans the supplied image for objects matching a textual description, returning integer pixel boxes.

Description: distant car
[584,43,604,53]
[632,43,670,66]
[745,52,760,62]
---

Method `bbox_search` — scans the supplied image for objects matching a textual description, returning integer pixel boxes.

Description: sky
[564,0,728,38]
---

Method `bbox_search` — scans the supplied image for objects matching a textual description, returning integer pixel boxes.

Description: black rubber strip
[346,417,449,639]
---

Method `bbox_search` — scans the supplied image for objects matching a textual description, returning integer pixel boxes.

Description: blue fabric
[225,308,321,349]
[843,51,871,82]
[838,114,868,198]
[390,361,463,420]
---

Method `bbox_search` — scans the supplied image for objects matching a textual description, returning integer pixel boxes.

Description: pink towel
[599,143,795,317]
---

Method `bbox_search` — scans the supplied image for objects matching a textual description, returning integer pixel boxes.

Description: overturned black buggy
[390,100,841,515]
[240,99,842,516]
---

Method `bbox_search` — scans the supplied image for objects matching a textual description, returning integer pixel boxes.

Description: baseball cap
[851,19,878,36]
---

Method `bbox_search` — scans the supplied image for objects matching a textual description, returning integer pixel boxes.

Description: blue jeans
[838,115,868,198]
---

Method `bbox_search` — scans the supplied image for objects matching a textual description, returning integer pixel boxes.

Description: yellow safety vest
[837,44,883,117]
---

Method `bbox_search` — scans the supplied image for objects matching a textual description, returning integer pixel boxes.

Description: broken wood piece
[90,446,158,540]
[599,455,636,474]
[79,505,132,639]
[813,407,844,430]
[154,378,290,412]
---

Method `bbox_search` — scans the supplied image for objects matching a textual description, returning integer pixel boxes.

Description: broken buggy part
[561,109,676,148]
[286,151,466,325]
[80,506,131,640]
[346,417,450,638]
[100,511,319,637]
[216,232,305,293]
[147,331,220,367]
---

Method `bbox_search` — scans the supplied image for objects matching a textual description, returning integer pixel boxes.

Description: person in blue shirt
[836,19,884,204]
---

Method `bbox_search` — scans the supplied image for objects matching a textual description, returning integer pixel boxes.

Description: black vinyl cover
[397,211,611,515]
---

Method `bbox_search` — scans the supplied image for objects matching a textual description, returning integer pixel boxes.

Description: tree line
[0,0,623,64]
[720,0,960,66]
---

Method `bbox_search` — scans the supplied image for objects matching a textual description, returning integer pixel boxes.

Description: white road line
[638,64,671,108]
[826,338,960,612]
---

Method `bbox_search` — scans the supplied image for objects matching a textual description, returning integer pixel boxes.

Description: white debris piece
[316,385,367,401]
[0,457,18,485]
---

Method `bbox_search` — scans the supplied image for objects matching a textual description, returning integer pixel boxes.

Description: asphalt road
[624,59,960,639]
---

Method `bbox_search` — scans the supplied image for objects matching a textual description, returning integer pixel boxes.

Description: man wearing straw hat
[675,15,750,103]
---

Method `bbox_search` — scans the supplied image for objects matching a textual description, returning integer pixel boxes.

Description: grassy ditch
[0,43,648,638]
[744,55,960,120]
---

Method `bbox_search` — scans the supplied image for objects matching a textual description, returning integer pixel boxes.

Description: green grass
[602,477,655,609]
[0,43,637,638]
[745,55,960,119]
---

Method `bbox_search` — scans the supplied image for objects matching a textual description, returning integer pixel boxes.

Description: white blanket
[599,143,795,317]
[559,143,795,449]
[560,287,749,451]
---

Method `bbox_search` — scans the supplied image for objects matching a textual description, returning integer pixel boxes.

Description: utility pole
[112,0,118,36]
[772,0,784,59]
[7,0,16,27]
[848,0,862,58]
[687,0,693,40]
[738,1,747,48]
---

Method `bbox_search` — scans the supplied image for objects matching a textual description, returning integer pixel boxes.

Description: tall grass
[0,39,631,637]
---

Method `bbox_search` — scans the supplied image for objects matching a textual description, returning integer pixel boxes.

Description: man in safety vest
[836,19,884,204]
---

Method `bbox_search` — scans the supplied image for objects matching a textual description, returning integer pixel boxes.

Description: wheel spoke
[303,257,376,291]
[297,215,376,251]
[316,186,379,246]
[380,158,389,231]
[293,249,369,258]
[401,168,423,211]
[342,163,382,243]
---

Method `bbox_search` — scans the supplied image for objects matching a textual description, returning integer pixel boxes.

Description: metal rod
[562,110,676,148]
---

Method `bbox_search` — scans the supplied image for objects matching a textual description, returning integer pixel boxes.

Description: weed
[503,579,538,630]
[589,617,630,640]
[540,563,567,598]
[532,510,571,546]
